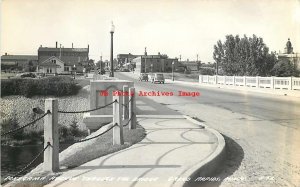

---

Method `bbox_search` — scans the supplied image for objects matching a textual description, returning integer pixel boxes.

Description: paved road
[116,72,300,187]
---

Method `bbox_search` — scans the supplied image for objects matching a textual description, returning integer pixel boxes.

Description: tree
[272,59,296,77]
[213,34,277,76]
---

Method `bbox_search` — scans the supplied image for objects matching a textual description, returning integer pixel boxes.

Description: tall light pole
[110,22,115,77]
[73,64,76,79]
[172,61,175,81]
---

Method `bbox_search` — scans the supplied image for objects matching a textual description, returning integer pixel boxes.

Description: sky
[1,0,300,63]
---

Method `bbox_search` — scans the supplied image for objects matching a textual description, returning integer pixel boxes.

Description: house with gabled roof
[39,56,75,74]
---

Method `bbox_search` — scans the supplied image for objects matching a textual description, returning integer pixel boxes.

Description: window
[47,68,52,73]
[64,67,69,71]
[51,59,56,64]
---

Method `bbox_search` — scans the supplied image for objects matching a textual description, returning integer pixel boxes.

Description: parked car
[16,72,36,78]
[149,73,165,84]
[139,73,149,81]
[121,68,130,72]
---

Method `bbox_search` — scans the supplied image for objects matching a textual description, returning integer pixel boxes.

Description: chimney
[40,45,42,48]
[72,43,73,48]
[56,41,58,48]
[5,52,7,56]
[158,52,160,55]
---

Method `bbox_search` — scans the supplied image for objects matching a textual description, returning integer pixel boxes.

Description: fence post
[243,76,246,86]
[113,94,124,145]
[44,98,59,172]
[256,76,259,88]
[271,76,274,89]
[123,85,129,120]
[199,75,202,84]
[129,87,136,129]
[233,76,236,86]
[290,77,293,90]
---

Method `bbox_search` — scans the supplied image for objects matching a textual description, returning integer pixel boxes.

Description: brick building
[133,52,179,73]
[1,53,38,71]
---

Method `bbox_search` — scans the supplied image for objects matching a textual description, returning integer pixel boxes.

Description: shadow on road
[185,135,244,187]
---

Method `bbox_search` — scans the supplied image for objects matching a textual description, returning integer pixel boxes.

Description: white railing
[217,76,225,85]
[199,75,300,90]
[208,76,216,84]
[292,77,300,90]
[225,76,234,85]
[245,76,258,87]
[234,76,245,86]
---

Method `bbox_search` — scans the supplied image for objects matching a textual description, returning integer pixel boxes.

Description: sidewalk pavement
[45,115,225,187]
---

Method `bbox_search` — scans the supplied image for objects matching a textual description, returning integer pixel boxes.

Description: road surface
[115,72,300,187]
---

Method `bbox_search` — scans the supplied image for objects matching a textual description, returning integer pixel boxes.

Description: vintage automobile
[139,73,149,81]
[149,73,165,84]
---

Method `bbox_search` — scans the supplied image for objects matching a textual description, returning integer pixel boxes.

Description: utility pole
[144,47,147,73]
[110,22,115,77]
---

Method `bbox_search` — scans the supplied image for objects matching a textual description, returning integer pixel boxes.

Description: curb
[172,115,226,187]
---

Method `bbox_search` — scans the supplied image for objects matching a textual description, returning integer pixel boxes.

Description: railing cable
[1,112,50,136]
[74,123,118,143]
[1,142,51,185]
[58,100,116,114]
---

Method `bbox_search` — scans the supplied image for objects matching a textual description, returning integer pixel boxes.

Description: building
[39,56,76,74]
[277,38,300,70]
[1,53,38,71]
[117,53,139,67]
[133,51,179,73]
[180,61,201,72]
[38,42,89,74]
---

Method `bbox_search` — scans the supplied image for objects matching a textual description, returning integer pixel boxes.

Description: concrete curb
[172,115,226,187]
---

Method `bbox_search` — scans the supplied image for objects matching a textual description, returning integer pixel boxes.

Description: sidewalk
[45,115,225,187]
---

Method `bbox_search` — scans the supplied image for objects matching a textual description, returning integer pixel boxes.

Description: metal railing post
[129,87,136,129]
[123,85,129,120]
[113,94,124,145]
[44,98,59,172]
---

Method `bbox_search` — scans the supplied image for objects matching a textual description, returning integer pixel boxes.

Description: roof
[1,55,38,61]
[39,56,63,67]
[38,47,88,52]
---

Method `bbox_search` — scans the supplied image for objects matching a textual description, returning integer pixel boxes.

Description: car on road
[139,73,149,81]
[149,73,165,84]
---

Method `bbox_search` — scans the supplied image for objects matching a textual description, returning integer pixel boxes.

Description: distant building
[179,61,201,72]
[37,42,89,74]
[277,38,300,70]
[117,53,139,66]
[1,53,38,71]
[133,51,179,73]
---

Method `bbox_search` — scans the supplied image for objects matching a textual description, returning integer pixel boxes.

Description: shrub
[1,76,81,97]
[272,59,299,77]
[0,114,25,141]
[69,119,80,137]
